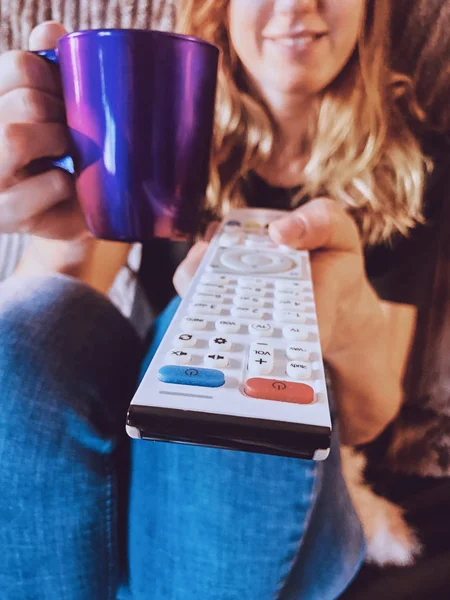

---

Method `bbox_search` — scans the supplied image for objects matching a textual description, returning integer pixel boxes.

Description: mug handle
[29,49,75,175]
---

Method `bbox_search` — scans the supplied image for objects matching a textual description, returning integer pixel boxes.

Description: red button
[244,378,314,404]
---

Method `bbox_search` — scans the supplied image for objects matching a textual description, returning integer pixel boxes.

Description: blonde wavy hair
[177,0,429,244]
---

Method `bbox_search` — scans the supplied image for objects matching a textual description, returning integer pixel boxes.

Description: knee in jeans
[0,274,110,334]
[0,274,142,432]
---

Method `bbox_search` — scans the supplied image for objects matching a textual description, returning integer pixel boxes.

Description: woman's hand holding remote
[175,199,402,445]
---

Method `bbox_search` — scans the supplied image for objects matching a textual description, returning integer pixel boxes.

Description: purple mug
[35,29,219,241]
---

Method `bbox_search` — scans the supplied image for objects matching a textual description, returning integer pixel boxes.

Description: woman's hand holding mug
[0,22,87,241]
[0,21,220,244]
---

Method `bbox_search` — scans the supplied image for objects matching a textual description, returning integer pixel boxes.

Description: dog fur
[341,446,422,566]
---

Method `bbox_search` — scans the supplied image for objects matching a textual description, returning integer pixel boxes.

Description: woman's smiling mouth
[263,30,328,54]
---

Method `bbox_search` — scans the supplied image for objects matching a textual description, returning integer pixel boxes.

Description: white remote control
[126,209,332,460]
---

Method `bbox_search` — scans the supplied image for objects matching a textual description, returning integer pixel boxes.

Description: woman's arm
[15,236,131,296]
[269,198,418,446]
[325,293,417,445]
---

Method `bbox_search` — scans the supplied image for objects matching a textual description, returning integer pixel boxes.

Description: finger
[173,241,209,297]
[269,197,362,254]
[204,221,220,242]
[0,168,75,233]
[0,22,67,98]
[0,87,66,124]
[0,51,62,98]
[0,122,70,187]
[28,21,68,52]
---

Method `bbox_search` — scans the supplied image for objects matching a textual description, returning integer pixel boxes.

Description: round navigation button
[220,249,294,274]
[241,254,272,267]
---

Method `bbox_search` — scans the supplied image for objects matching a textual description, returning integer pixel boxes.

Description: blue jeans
[0,275,364,600]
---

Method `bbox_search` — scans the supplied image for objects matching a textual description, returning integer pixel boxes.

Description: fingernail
[271,216,306,244]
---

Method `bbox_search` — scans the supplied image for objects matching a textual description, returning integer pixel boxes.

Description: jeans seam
[275,463,322,600]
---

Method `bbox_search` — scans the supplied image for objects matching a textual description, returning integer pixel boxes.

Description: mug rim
[60,28,220,53]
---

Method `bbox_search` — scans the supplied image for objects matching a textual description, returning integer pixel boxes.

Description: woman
[0,1,431,598]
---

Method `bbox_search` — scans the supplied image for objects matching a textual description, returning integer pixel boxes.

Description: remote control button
[166,349,192,365]
[241,254,272,267]
[173,333,197,348]
[275,281,306,292]
[193,293,222,302]
[246,233,265,241]
[274,310,307,323]
[198,284,227,294]
[244,378,314,404]
[237,277,267,287]
[274,290,306,301]
[279,244,295,253]
[158,365,225,388]
[189,303,222,315]
[182,317,208,331]
[225,220,241,228]
[287,268,304,280]
[233,295,265,308]
[201,274,230,285]
[286,361,312,380]
[244,221,262,231]
[216,319,240,333]
[274,299,306,311]
[248,322,274,337]
[248,341,274,375]
[204,353,229,369]
[231,306,265,319]
[209,336,232,351]
[237,284,266,297]
[219,231,245,247]
[283,325,309,341]
[245,238,276,249]
[286,345,310,361]
[220,249,294,274]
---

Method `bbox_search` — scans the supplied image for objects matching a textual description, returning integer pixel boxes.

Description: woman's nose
[273,0,317,15]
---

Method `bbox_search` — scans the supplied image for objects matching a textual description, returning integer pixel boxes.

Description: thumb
[269,197,362,254]
[29,21,68,51]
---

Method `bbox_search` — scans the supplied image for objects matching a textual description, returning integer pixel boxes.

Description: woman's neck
[256,87,316,188]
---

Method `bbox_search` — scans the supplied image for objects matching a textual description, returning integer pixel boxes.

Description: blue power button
[158,365,225,388]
